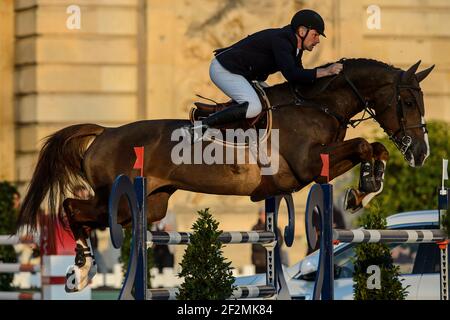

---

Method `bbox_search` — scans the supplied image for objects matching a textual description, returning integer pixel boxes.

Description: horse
[17,58,434,293]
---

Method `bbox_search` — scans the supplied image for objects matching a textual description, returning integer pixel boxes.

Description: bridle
[342,70,427,157]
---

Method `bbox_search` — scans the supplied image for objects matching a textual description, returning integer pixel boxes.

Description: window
[333,242,421,279]
[334,246,355,279]
[390,243,419,274]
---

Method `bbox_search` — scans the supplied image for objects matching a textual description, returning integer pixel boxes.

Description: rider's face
[298,28,321,51]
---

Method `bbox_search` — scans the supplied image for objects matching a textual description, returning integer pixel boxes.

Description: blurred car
[234,210,448,300]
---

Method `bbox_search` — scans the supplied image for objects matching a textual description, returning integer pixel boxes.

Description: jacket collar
[282,25,300,50]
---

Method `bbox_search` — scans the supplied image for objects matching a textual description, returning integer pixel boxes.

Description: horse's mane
[318,58,401,72]
[269,58,401,95]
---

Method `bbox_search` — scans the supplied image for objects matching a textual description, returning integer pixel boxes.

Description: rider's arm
[316,68,330,78]
[271,36,317,84]
[316,64,343,78]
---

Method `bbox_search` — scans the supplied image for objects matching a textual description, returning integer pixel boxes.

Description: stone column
[15,0,139,191]
[0,0,15,181]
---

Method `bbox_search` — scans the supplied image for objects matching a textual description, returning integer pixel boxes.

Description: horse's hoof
[65,265,82,293]
[344,188,363,214]
[64,262,95,293]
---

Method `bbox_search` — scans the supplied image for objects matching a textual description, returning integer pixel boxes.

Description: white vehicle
[234,210,448,300]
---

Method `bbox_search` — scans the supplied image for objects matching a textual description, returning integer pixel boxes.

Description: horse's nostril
[411,142,429,166]
[412,150,427,167]
[419,153,426,165]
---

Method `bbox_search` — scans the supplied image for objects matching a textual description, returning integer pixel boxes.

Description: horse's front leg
[344,142,389,213]
[311,139,389,213]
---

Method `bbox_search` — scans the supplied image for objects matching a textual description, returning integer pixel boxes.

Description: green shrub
[353,205,408,300]
[177,209,235,300]
[0,182,18,291]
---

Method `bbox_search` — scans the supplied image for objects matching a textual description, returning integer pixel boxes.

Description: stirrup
[184,124,207,144]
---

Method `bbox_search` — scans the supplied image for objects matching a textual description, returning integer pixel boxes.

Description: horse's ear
[402,60,421,83]
[415,65,435,83]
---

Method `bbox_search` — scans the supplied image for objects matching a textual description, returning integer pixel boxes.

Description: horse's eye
[405,101,413,107]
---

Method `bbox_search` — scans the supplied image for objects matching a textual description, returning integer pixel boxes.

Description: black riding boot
[188,102,249,142]
[203,101,249,127]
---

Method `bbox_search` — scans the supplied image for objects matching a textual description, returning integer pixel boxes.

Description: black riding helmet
[291,9,326,37]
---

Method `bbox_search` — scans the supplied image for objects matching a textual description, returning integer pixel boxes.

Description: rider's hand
[316,63,343,78]
[327,63,343,75]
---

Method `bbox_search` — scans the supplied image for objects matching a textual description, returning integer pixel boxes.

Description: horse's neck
[266,67,394,125]
[318,68,394,122]
[266,81,361,124]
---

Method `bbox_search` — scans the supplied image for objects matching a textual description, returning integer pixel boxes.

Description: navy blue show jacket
[214,25,317,84]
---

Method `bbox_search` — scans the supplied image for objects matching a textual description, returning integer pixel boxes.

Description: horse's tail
[17,124,105,236]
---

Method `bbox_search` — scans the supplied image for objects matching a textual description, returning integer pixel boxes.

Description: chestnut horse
[17,58,433,292]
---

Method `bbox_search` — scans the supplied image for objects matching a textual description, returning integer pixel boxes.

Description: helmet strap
[298,27,310,51]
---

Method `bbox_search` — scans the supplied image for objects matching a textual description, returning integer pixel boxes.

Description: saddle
[189,81,272,134]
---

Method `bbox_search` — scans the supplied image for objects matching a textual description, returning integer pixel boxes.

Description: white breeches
[209,58,263,118]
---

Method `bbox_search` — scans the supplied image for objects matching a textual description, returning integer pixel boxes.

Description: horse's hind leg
[62,194,109,293]
[63,184,176,293]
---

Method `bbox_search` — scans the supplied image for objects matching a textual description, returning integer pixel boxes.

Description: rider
[188,9,343,140]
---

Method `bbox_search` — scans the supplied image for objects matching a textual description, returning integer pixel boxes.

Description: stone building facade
[0,0,449,269]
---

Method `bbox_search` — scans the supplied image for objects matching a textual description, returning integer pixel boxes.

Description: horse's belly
[172,163,263,195]
[170,155,300,198]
